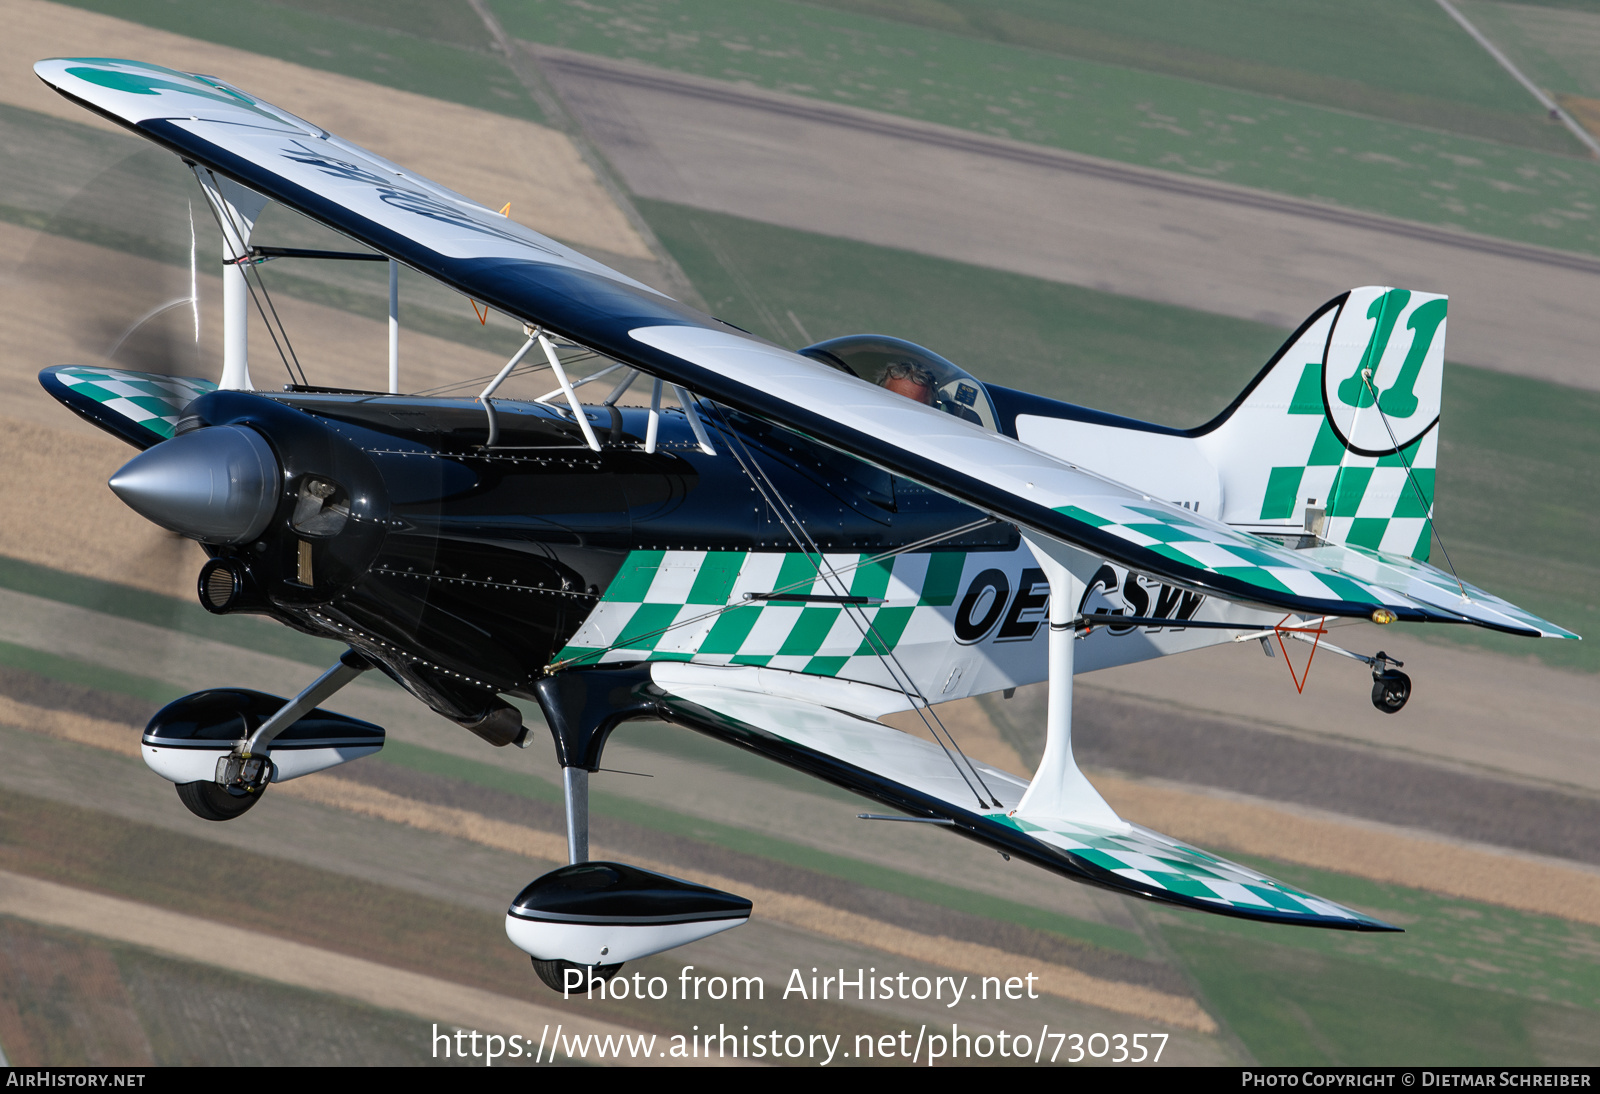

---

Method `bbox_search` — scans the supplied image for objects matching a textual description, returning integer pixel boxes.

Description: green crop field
[1494,0,1600,11]
[1459,0,1600,100]
[805,0,1569,148]
[1154,855,1600,1064]
[51,0,1600,254]
[491,0,1600,255]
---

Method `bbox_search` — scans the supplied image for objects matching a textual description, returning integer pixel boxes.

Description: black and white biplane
[31,59,1578,991]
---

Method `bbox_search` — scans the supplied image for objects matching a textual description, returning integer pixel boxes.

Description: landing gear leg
[533,665,660,863]
[518,662,668,985]
[1272,631,1414,714]
[175,648,371,820]
[563,766,589,865]
[527,769,630,993]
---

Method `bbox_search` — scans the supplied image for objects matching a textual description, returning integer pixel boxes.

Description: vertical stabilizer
[1198,287,1445,561]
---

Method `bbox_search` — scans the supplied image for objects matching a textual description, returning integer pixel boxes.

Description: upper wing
[36,58,1566,636]
[34,59,663,297]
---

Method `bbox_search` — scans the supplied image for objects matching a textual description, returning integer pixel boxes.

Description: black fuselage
[189,388,1012,728]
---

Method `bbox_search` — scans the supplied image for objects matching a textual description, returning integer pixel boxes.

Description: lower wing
[648,662,1398,932]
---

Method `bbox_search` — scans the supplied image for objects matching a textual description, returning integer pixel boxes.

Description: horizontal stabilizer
[1299,541,1577,640]
[651,664,1396,931]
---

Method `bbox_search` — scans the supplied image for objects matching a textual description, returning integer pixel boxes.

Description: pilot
[878,360,936,405]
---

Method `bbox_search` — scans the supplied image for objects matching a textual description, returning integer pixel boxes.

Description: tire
[532,957,623,993]
[1370,670,1412,714]
[175,780,263,821]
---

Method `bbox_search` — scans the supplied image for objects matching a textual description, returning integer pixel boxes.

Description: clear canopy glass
[798,335,999,432]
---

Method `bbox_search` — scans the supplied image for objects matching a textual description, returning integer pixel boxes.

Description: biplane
[31,58,1578,991]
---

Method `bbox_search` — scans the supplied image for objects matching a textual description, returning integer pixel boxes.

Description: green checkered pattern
[553,548,973,676]
[1069,491,1571,638]
[1006,815,1386,927]
[52,366,216,442]
[1303,541,1579,640]
[1257,360,1437,562]
[1054,499,1394,607]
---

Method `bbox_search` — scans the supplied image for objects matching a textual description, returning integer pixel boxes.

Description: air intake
[198,559,245,614]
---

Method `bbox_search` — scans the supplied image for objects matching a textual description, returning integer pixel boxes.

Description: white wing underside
[652,663,1393,930]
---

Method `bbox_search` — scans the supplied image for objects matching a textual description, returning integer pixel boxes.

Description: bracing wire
[699,397,1004,809]
[1358,368,1469,599]
[195,169,305,386]
[243,257,307,386]
[409,348,606,399]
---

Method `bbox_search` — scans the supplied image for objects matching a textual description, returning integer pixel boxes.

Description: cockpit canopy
[798,335,1000,432]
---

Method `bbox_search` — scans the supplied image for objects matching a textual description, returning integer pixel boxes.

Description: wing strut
[191,168,266,390]
[534,361,629,405]
[644,378,663,454]
[1015,536,1122,825]
[191,168,314,390]
[601,367,640,405]
[388,259,400,394]
[478,330,540,448]
[538,334,602,451]
[671,384,717,455]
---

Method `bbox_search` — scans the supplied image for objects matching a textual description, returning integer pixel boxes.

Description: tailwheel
[1370,669,1412,714]
[1368,650,1411,714]
[532,957,623,994]
[175,780,263,821]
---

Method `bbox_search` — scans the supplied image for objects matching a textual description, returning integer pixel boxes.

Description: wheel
[532,957,623,993]
[175,780,263,821]
[1370,669,1411,714]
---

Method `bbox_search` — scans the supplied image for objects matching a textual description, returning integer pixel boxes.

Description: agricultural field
[2,0,1596,1068]
[53,0,1600,253]
[0,587,1595,1064]
[488,0,1600,254]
